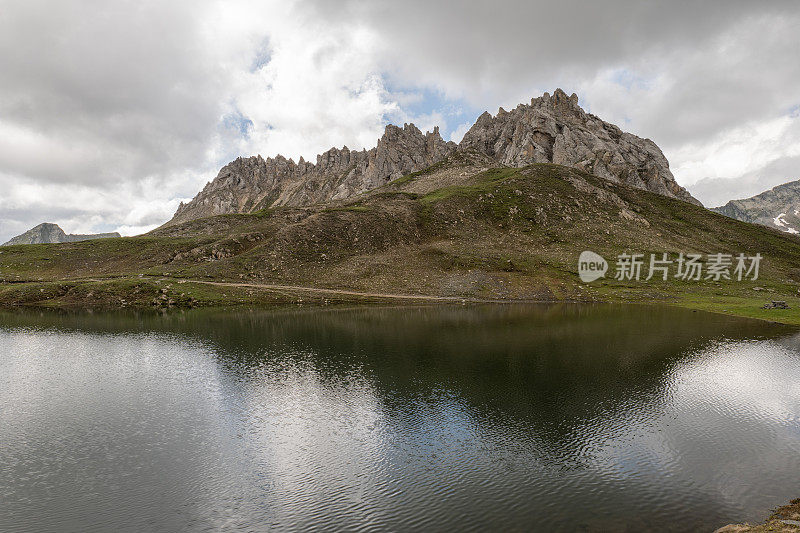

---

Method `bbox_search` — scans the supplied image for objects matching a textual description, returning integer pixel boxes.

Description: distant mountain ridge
[2,223,121,246]
[713,179,800,234]
[166,89,699,226]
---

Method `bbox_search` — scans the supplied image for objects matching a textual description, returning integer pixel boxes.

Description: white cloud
[0,0,404,242]
[672,115,800,187]
[214,1,399,161]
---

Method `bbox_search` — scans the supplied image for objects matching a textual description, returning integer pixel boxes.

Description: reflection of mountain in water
[0,304,791,432]
[1,305,798,532]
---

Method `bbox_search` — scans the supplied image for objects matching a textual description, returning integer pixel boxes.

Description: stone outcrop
[167,89,700,226]
[2,223,121,246]
[459,89,699,205]
[713,179,800,234]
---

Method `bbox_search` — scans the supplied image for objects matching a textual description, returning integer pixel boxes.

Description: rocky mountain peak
[167,90,700,226]
[2,223,121,246]
[713,178,800,233]
[460,88,699,205]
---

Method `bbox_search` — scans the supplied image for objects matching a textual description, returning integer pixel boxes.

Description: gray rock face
[2,223,121,246]
[170,124,456,226]
[167,89,700,226]
[713,179,800,234]
[459,89,700,205]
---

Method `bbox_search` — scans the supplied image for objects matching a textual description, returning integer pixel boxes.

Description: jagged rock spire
[169,122,456,225]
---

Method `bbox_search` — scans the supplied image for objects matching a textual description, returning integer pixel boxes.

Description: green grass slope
[2,156,800,323]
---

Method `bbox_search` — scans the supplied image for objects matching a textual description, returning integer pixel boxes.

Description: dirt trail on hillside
[185,279,517,303]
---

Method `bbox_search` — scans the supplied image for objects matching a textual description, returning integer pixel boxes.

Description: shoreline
[2,275,800,327]
[715,499,800,532]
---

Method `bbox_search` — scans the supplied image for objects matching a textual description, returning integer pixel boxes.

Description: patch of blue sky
[250,38,272,72]
[609,68,654,92]
[383,79,481,141]
[213,109,257,165]
[221,110,254,138]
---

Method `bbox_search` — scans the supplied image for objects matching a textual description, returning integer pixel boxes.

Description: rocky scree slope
[713,179,800,234]
[166,89,699,226]
[2,223,120,246]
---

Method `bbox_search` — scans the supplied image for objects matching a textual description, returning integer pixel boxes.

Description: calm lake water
[1,304,799,532]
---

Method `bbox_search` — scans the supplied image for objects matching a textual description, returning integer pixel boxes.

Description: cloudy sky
[1,0,799,243]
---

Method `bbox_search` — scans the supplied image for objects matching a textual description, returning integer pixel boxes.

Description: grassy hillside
[2,154,800,323]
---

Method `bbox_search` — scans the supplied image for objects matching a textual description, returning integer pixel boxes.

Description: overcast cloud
[0,0,798,242]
